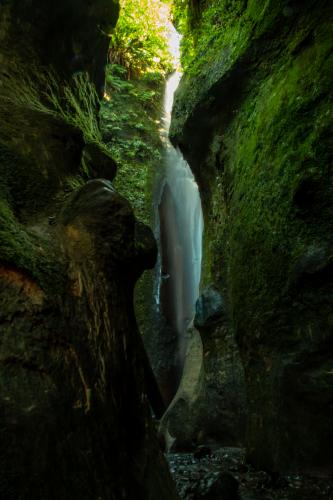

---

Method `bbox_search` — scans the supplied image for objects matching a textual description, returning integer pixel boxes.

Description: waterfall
[154,26,204,392]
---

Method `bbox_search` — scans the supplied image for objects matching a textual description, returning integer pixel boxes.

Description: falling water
[154,26,204,393]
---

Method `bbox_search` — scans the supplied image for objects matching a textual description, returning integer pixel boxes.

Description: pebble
[166,447,333,500]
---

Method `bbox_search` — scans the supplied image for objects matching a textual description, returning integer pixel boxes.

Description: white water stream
[154,26,204,389]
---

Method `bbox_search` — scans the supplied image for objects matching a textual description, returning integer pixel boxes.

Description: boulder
[197,472,239,500]
[194,287,226,330]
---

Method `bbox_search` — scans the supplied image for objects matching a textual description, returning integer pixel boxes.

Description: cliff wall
[171,0,332,473]
[0,1,178,498]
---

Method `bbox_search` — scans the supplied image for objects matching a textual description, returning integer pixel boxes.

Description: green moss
[173,2,332,337]
[206,11,333,341]
[0,197,65,295]
[173,0,333,471]
[176,0,249,74]
[0,67,100,293]
[170,1,254,142]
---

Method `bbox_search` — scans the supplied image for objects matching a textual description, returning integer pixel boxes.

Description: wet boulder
[194,287,226,331]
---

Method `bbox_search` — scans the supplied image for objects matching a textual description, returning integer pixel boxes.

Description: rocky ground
[167,447,333,500]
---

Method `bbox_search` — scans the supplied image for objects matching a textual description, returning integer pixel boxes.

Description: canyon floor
[167,447,333,500]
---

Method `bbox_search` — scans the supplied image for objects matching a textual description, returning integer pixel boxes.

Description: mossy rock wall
[172,0,333,473]
[0,2,179,497]
[0,0,119,288]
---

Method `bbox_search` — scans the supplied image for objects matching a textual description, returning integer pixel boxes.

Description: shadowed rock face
[1,0,119,92]
[0,2,178,499]
[194,288,226,331]
[0,180,178,499]
[171,0,333,474]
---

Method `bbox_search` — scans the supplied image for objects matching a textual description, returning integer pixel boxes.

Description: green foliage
[101,64,164,222]
[0,67,102,148]
[109,0,173,78]
[47,71,102,143]
[106,64,160,104]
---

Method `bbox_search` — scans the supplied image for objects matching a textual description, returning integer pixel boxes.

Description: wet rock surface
[194,288,226,331]
[167,448,333,500]
[0,179,178,500]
